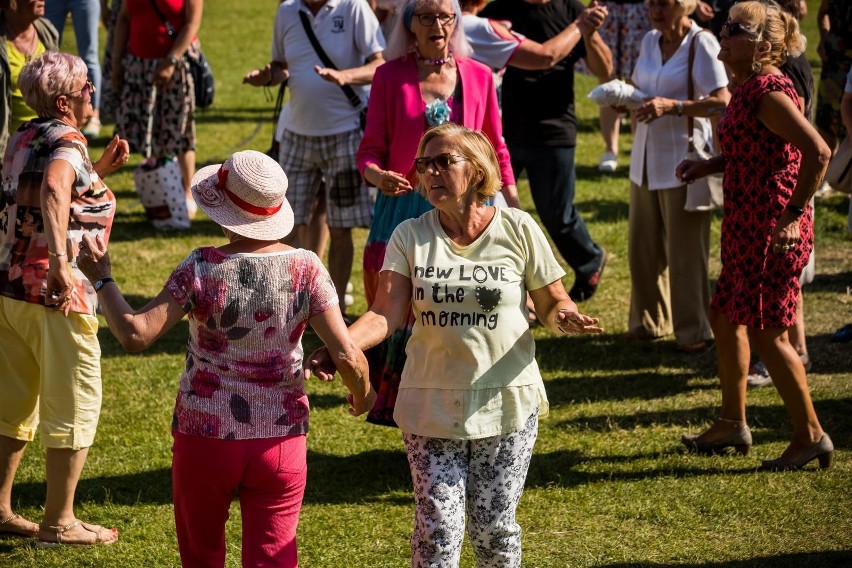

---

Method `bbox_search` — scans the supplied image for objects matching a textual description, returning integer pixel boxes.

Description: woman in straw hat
[77,149,375,567]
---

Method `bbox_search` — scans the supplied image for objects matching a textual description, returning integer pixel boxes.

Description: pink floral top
[165,247,338,440]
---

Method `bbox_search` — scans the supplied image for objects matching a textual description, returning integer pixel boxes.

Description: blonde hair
[730,0,806,71]
[18,52,89,118]
[416,123,502,203]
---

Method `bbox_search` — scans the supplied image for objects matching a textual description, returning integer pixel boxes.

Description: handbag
[298,11,367,130]
[825,136,852,194]
[683,30,723,212]
[134,157,191,231]
[147,0,214,109]
[187,42,215,109]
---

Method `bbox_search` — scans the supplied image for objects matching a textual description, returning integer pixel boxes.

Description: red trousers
[171,431,307,567]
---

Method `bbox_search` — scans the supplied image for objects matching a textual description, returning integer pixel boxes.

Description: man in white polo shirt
[244,0,385,318]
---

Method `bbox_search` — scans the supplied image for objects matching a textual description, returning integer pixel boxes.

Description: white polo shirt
[272,0,385,137]
[463,14,523,71]
[629,22,728,190]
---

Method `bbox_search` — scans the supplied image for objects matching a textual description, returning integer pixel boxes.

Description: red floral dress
[711,74,812,329]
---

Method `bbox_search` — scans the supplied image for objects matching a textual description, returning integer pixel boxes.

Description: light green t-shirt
[382,207,566,439]
[7,38,45,132]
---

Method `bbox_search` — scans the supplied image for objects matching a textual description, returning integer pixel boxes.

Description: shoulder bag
[298,11,367,130]
[683,30,724,212]
[147,0,215,109]
[825,137,852,194]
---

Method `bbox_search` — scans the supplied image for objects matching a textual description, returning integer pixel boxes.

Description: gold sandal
[0,513,38,539]
[36,520,118,547]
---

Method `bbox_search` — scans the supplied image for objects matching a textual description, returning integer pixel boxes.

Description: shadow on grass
[550,398,852,448]
[598,550,852,567]
[8,450,413,507]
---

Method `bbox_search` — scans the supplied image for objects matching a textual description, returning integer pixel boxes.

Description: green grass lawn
[2,1,850,566]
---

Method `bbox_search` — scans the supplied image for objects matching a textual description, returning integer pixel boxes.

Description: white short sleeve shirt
[272,0,385,137]
[629,21,729,190]
[382,207,565,439]
[463,14,523,71]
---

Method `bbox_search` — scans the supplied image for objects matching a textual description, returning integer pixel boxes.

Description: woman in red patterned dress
[675,1,833,470]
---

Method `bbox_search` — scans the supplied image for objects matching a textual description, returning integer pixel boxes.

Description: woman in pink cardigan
[356,0,516,426]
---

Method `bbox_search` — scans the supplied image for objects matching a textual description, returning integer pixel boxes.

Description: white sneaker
[598,151,618,172]
[345,281,353,294]
[344,294,354,307]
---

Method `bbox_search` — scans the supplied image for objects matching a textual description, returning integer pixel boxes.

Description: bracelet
[165,54,180,66]
[48,250,66,258]
[676,100,684,116]
[785,202,805,217]
[264,66,275,87]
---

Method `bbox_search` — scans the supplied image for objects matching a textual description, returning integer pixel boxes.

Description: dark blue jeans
[509,144,603,281]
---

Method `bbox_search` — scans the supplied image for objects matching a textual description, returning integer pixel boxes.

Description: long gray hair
[384,0,472,60]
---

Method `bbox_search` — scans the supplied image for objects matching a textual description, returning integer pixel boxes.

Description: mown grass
[1,1,850,566]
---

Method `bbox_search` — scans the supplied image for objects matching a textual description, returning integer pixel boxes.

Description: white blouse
[629,21,729,190]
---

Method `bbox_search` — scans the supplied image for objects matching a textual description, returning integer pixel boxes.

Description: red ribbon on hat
[215,165,283,216]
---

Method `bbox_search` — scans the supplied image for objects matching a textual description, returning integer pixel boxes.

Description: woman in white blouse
[626,0,729,352]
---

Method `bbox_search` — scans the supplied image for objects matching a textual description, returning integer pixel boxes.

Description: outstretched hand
[556,309,604,335]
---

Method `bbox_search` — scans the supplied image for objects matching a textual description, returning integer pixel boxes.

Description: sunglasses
[722,20,759,38]
[413,153,466,174]
[412,13,456,26]
[62,80,95,98]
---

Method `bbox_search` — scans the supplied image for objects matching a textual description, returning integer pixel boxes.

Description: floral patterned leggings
[402,411,538,568]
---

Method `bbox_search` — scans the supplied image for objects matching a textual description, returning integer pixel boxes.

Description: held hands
[94,135,130,178]
[76,234,112,285]
[303,346,376,417]
[556,309,604,335]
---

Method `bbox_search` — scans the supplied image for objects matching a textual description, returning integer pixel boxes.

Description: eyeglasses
[413,153,466,174]
[62,80,95,98]
[412,13,456,26]
[721,20,759,38]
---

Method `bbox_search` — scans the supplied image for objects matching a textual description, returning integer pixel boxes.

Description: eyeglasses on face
[722,20,759,38]
[414,153,466,174]
[412,13,456,26]
[62,80,95,98]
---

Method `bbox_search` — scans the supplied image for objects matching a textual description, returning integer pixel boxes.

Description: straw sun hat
[191,150,294,240]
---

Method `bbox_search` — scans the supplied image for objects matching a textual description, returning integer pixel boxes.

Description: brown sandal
[36,520,118,547]
[0,513,38,539]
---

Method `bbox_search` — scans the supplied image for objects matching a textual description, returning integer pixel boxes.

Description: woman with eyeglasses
[317,123,602,566]
[625,0,729,354]
[357,0,517,427]
[0,51,128,544]
[676,1,833,470]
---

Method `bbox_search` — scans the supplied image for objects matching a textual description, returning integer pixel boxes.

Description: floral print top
[165,247,338,440]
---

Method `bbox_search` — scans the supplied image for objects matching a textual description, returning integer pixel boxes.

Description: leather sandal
[0,513,38,539]
[36,520,118,547]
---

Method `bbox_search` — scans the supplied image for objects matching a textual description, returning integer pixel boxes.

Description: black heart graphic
[475,286,501,312]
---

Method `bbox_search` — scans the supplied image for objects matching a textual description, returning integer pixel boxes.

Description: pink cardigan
[357,54,515,188]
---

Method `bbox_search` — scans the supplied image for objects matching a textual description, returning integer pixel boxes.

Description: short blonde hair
[18,52,89,118]
[415,123,502,204]
[730,0,805,70]
[676,0,697,16]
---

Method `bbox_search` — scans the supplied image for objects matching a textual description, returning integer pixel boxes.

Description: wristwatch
[785,203,805,217]
[94,277,115,292]
[676,100,684,116]
[165,54,180,66]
